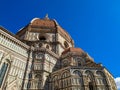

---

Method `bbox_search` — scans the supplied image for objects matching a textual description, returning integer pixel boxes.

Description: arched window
[0,63,8,87]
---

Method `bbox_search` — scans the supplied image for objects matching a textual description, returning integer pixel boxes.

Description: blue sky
[0,0,120,88]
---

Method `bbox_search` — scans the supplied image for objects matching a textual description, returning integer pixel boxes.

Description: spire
[44,14,49,20]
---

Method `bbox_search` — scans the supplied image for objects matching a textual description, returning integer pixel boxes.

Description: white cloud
[115,77,120,90]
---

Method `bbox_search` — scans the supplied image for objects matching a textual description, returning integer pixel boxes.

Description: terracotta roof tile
[62,47,84,55]
[30,18,55,27]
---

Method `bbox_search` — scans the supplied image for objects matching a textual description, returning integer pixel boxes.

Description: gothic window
[0,63,8,87]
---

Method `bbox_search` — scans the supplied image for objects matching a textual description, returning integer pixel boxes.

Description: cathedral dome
[62,47,85,55]
[30,17,72,41]
[16,15,73,43]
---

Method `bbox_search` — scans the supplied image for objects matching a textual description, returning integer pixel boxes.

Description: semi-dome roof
[62,47,85,55]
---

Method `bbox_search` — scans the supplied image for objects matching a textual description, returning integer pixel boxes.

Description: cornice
[0,27,29,49]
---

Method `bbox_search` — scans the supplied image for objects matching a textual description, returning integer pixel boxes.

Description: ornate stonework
[0,16,117,90]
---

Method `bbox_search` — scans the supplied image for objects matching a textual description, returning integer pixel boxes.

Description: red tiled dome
[30,18,56,28]
[16,16,73,42]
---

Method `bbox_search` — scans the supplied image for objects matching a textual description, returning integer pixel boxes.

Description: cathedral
[0,15,117,90]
